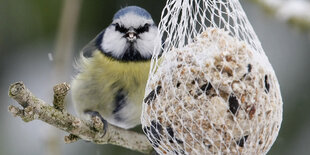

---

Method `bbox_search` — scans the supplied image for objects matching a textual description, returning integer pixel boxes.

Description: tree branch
[53,83,70,111]
[8,82,153,154]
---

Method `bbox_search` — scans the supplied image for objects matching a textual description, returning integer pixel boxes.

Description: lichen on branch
[8,82,153,154]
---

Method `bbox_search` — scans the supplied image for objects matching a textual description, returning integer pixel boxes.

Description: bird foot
[84,110,108,136]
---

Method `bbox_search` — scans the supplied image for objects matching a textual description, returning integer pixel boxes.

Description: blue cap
[113,6,152,20]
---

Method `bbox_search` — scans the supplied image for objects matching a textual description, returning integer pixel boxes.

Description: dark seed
[167,127,175,143]
[156,86,162,92]
[236,135,249,147]
[151,121,163,132]
[152,142,159,148]
[147,134,159,148]
[229,94,239,115]
[247,64,252,73]
[200,83,212,91]
[167,127,174,138]
[176,82,181,88]
[242,64,253,79]
[173,150,179,155]
[144,86,162,104]
[176,138,183,144]
[143,126,149,134]
[150,120,163,142]
[264,75,270,93]
[144,126,159,148]
[200,82,213,95]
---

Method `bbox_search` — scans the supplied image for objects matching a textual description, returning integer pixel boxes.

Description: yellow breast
[79,50,151,106]
[91,50,150,85]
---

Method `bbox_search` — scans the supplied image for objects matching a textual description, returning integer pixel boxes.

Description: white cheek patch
[101,26,127,58]
[101,20,159,60]
[135,27,161,58]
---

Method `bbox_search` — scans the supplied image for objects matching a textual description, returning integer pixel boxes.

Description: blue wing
[82,29,105,58]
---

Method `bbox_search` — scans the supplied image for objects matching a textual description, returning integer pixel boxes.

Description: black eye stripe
[113,23,152,34]
[114,23,128,33]
[135,24,150,34]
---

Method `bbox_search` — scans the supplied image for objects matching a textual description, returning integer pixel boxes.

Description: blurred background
[0,0,309,155]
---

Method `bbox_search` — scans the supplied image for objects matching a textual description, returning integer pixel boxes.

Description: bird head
[100,6,160,61]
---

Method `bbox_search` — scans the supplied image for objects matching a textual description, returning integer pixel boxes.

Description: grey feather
[82,29,105,58]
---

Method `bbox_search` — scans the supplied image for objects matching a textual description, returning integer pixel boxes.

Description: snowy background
[0,0,309,155]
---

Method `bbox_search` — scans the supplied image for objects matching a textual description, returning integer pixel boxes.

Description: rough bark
[8,82,153,154]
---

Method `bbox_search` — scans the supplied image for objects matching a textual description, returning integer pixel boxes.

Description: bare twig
[64,134,80,143]
[8,82,153,154]
[53,82,70,111]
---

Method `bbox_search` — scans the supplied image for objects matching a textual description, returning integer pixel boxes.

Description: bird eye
[114,23,128,33]
[115,23,120,29]
[136,24,150,34]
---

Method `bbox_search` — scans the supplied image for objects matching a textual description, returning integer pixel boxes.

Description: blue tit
[71,6,160,129]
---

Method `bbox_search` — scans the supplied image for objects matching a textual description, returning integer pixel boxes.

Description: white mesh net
[141,0,283,154]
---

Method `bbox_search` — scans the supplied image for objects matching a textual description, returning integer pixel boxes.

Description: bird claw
[84,110,108,136]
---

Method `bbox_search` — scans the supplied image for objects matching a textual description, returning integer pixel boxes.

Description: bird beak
[128,32,135,38]
[126,28,137,41]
